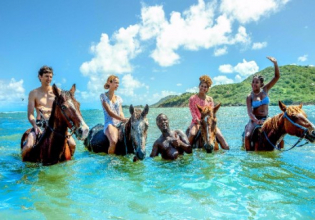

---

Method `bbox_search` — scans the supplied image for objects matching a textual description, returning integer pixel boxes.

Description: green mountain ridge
[151,65,315,107]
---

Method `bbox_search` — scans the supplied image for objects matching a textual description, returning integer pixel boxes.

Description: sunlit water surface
[0,106,315,219]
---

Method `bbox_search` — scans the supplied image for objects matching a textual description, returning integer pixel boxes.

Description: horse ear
[52,84,61,97]
[299,103,303,109]
[279,100,286,112]
[196,104,203,113]
[129,105,134,115]
[213,103,221,114]
[141,104,149,117]
[70,84,76,96]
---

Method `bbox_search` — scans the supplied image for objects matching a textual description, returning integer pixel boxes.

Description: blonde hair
[104,75,118,89]
[199,75,212,88]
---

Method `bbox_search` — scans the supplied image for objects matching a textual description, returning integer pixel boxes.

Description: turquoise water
[1,106,315,220]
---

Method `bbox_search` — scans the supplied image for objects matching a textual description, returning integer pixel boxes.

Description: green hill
[152,65,315,107]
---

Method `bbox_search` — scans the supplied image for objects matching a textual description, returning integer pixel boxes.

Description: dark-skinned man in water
[150,113,192,160]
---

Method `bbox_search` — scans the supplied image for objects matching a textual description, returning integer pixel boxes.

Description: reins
[263,112,309,151]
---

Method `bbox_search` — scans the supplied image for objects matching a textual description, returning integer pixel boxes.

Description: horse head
[51,84,89,140]
[128,104,149,160]
[196,103,221,153]
[279,101,315,143]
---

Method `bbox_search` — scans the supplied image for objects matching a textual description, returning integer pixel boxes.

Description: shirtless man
[150,114,192,160]
[22,66,75,159]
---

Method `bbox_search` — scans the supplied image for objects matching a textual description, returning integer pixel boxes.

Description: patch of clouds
[176,83,182,86]
[214,46,228,56]
[118,74,147,97]
[0,78,26,103]
[186,86,199,93]
[219,64,234,73]
[220,0,289,24]
[218,59,259,83]
[79,0,288,103]
[213,75,234,85]
[234,59,259,77]
[252,41,267,50]
[235,74,242,82]
[298,54,308,62]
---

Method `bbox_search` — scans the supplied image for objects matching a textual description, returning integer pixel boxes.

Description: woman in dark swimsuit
[244,56,280,151]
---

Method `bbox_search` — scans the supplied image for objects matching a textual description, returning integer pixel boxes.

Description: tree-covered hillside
[152,65,315,107]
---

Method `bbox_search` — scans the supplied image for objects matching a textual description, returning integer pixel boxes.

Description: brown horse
[21,84,89,165]
[84,105,149,161]
[245,101,315,151]
[187,103,221,153]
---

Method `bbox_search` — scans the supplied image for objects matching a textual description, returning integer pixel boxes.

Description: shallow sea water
[0,106,315,220]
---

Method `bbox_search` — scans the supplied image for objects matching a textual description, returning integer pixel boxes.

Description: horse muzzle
[75,125,89,140]
[306,130,315,143]
[135,148,146,160]
[204,143,214,153]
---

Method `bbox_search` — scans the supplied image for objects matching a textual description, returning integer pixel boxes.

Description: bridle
[200,115,216,146]
[263,112,310,151]
[47,100,77,139]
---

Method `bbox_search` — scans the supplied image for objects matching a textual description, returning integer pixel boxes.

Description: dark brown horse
[84,105,149,161]
[21,84,89,165]
[245,101,315,151]
[187,103,221,153]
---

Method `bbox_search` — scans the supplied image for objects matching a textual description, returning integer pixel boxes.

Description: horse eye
[61,105,67,110]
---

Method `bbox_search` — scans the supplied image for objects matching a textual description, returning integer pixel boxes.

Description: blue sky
[0,0,314,111]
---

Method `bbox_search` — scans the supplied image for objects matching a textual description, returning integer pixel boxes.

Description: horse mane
[262,105,307,132]
[262,113,283,133]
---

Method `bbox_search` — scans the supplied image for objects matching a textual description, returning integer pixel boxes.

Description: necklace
[252,90,261,96]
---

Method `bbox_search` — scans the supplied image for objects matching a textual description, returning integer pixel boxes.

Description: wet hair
[38,66,53,76]
[156,113,168,123]
[104,75,118,89]
[199,75,212,88]
[252,75,264,87]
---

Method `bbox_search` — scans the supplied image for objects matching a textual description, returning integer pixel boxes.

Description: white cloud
[213,75,234,85]
[176,83,182,86]
[220,0,289,24]
[219,64,234,73]
[214,46,228,56]
[118,74,146,97]
[0,78,26,103]
[80,25,141,76]
[143,1,253,66]
[234,59,259,77]
[186,87,199,93]
[298,54,308,62]
[235,74,242,82]
[252,41,267,50]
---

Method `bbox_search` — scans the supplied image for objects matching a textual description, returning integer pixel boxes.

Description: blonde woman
[188,75,229,150]
[100,75,128,154]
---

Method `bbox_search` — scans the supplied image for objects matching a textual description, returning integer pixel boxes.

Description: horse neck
[45,102,68,162]
[262,113,286,147]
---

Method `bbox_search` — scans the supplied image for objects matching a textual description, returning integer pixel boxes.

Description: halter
[200,115,216,147]
[263,112,309,151]
[47,101,77,139]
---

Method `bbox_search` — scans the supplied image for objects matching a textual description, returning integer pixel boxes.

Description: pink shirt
[189,94,214,124]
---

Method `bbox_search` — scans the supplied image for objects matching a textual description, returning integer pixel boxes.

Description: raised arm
[264,56,280,92]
